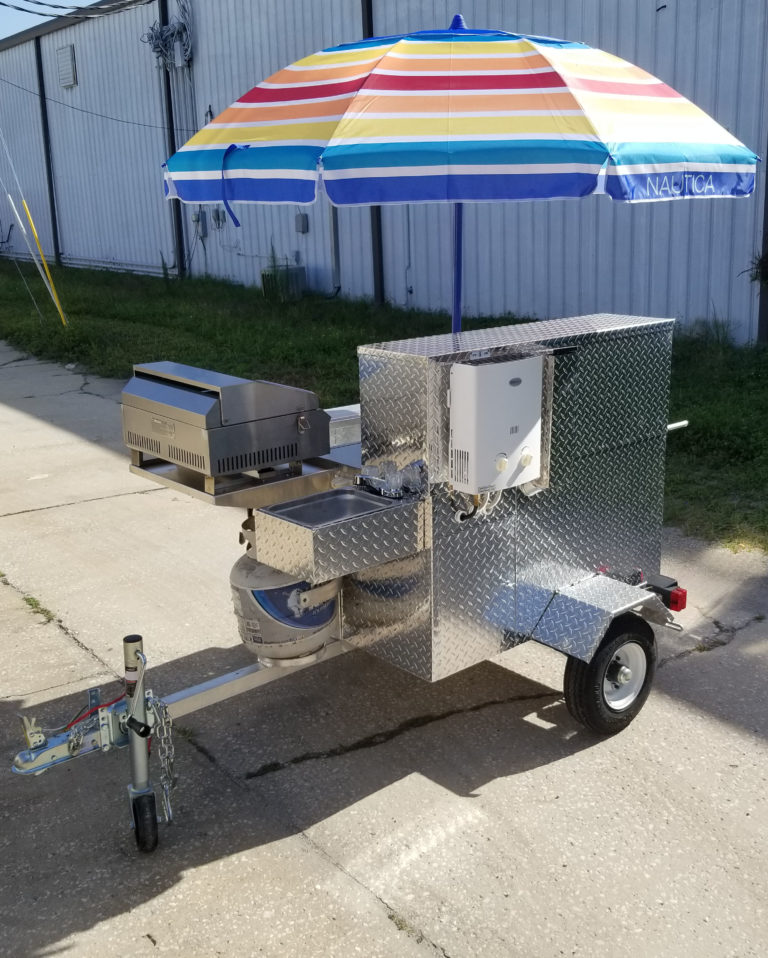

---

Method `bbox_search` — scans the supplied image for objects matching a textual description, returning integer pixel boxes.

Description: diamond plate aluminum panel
[358,314,672,359]
[253,499,424,584]
[517,437,667,588]
[348,315,674,682]
[488,575,670,662]
[559,575,663,610]
[430,483,519,679]
[547,329,673,458]
[485,581,552,640]
[342,552,434,680]
[359,352,429,469]
[532,575,666,661]
[532,593,610,661]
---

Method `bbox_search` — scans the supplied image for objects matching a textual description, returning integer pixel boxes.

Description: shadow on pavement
[1,645,591,957]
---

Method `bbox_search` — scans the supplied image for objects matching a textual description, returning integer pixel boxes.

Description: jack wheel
[564,619,656,735]
[132,792,159,853]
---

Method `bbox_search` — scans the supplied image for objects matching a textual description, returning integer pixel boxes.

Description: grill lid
[123,361,322,428]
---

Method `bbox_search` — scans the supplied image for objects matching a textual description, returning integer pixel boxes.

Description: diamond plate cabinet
[343,315,674,681]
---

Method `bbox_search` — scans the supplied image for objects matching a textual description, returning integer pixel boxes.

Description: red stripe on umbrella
[240,78,368,103]
[364,72,567,92]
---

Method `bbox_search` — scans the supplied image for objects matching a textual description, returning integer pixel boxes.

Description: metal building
[0,0,766,342]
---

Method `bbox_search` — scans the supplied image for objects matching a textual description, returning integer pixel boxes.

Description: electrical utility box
[449,355,544,494]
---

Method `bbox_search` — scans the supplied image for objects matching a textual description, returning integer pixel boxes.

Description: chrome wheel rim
[603,641,647,711]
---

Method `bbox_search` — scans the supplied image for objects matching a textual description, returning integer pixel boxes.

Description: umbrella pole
[452,202,463,334]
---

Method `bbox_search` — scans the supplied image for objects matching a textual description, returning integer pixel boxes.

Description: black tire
[563,617,656,735]
[132,792,159,853]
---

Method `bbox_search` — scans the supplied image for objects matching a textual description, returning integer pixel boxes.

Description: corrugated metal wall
[1,0,766,340]
[373,0,768,342]
[38,4,175,272]
[187,0,372,298]
[0,2,175,272]
[0,42,53,256]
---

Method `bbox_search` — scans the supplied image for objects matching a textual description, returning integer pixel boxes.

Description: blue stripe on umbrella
[324,171,599,204]
[609,141,758,166]
[324,29,588,51]
[168,176,318,205]
[321,139,609,169]
[166,144,323,173]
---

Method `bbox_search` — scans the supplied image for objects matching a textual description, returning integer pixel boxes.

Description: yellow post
[22,199,68,328]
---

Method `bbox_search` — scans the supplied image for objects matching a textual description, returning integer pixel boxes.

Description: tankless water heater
[448,354,544,494]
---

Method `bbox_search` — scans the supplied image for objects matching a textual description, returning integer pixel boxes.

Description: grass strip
[665,325,768,552]
[1,260,766,551]
[0,261,511,407]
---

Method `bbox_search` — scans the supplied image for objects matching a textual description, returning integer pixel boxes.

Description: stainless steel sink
[254,486,424,582]
[261,487,393,529]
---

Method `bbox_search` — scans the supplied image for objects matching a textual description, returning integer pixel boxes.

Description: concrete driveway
[1,341,766,957]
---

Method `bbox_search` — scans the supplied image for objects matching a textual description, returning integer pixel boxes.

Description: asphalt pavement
[1,341,766,957]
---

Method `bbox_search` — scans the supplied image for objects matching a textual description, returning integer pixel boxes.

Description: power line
[0,0,151,20]
[0,0,97,18]
[0,74,197,134]
[8,0,139,11]
[12,0,136,9]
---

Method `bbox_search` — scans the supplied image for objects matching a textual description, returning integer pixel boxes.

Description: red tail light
[669,587,687,612]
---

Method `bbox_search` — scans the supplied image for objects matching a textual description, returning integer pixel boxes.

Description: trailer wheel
[132,792,159,853]
[563,619,656,735]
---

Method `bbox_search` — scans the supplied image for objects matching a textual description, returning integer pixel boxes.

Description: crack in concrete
[0,575,121,680]
[78,372,122,404]
[171,725,250,792]
[174,686,547,956]
[79,391,121,404]
[385,906,454,956]
[0,485,163,519]
[244,691,561,781]
[1,671,115,700]
[0,355,32,368]
[658,615,762,668]
[291,817,454,956]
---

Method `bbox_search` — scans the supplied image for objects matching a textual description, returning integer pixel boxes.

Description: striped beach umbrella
[164,15,758,330]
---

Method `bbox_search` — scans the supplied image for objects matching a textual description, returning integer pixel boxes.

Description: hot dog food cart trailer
[12,314,688,851]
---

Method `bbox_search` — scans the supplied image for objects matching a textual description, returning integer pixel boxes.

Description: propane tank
[230,553,339,662]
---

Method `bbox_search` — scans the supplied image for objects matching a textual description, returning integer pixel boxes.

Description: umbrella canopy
[164,15,758,327]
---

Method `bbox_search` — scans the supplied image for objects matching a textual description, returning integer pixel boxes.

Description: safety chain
[149,695,176,823]
[67,723,85,755]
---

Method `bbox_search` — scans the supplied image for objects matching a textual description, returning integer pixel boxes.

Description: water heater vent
[451,447,470,486]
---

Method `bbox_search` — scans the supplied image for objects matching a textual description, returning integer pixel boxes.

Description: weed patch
[23,595,57,623]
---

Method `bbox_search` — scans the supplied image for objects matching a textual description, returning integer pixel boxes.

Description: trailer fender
[527,575,672,663]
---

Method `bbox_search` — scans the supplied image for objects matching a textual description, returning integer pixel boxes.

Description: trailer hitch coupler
[123,634,144,697]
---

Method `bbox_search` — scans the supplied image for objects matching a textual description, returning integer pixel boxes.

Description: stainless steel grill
[121,361,330,480]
